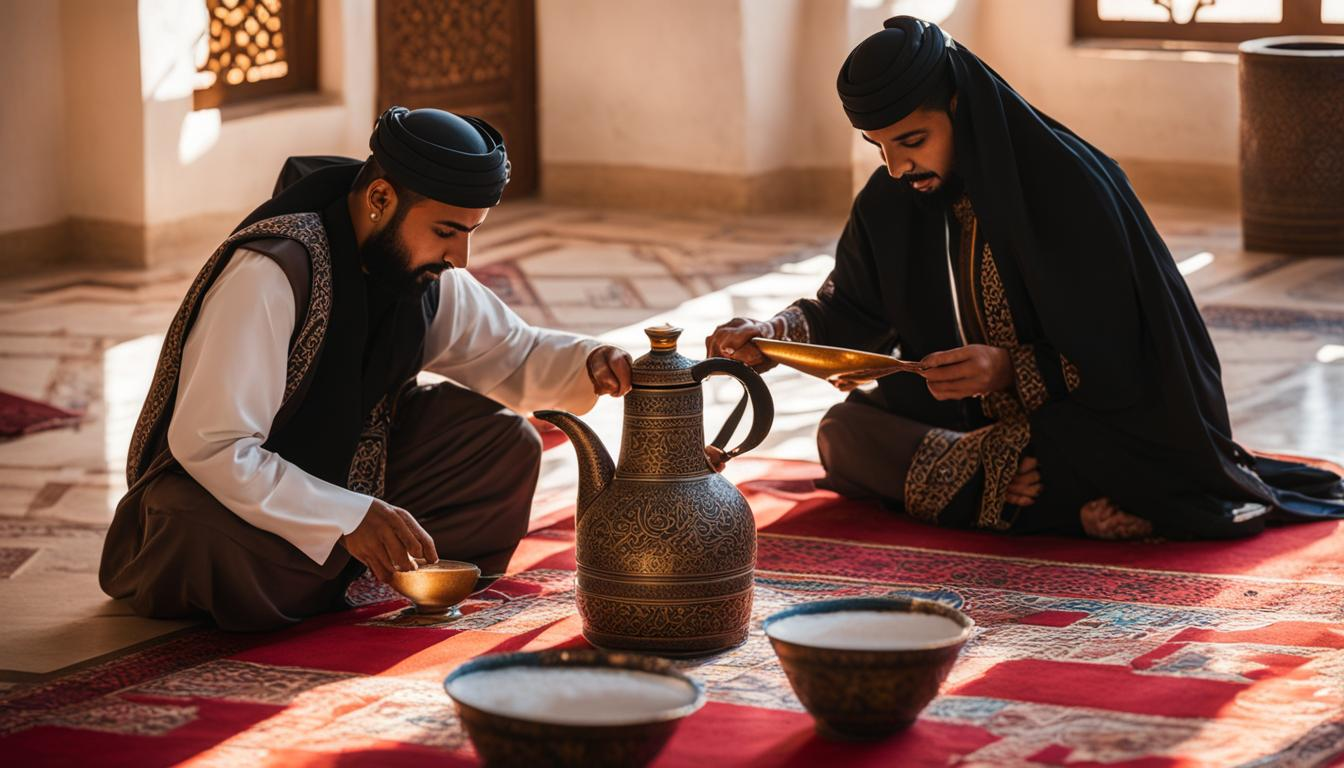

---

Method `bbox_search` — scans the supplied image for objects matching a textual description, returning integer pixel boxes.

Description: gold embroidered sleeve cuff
[773,305,813,344]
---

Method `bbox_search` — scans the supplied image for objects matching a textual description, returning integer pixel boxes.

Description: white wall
[0,1,69,231]
[971,0,1237,168]
[537,0,750,174]
[740,0,852,173]
[2,0,1243,243]
[0,0,376,239]
[137,0,376,226]
[741,0,806,173]
[538,0,855,178]
[63,0,146,225]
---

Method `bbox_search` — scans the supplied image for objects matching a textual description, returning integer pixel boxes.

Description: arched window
[194,0,319,110]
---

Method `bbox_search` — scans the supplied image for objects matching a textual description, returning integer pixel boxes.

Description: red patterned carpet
[3,458,1343,766]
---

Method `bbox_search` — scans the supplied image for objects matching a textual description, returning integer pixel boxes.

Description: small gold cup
[387,559,481,617]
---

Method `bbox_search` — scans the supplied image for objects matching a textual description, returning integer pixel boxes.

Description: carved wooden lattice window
[1075,0,1344,44]
[193,0,319,110]
[376,0,539,197]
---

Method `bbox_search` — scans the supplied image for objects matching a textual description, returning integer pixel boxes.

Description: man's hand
[704,445,728,473]
[705,317,778,371]
[342,499,438,583]
[588,345,633,397]
[921,345,1013,401]
[827,372,873,393]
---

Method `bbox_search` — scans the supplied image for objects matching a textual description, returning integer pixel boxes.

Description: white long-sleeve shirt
[167,249,603,565]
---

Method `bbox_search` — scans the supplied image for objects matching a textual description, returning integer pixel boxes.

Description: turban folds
[370,106,510,207]
[837,16,952,130]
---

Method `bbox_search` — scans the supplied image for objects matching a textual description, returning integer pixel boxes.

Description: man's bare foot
[1080,498,1153,540]
[1006,456,1043,507]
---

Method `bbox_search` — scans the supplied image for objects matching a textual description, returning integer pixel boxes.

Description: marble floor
[0,200,1340,686]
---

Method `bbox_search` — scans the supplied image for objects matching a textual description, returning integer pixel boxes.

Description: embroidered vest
[125,160,436,500]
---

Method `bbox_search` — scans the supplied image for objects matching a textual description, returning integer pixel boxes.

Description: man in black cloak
[708,16,1343,539]
[101,108,634,630]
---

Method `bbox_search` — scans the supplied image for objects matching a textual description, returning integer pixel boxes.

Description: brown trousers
[99,382,542,631]
[816,398,931,506]
[816,389,1087,535]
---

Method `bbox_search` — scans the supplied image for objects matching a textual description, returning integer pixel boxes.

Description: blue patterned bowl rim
[443,648,707,727]
[762,596,975,651]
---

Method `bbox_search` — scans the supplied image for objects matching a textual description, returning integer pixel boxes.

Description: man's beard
[906,171,963,210]
[360,214,444,301]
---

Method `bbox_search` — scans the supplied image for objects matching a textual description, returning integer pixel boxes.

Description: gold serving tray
[753,338,926,380]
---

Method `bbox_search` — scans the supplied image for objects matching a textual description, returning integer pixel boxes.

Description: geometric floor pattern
[0,198,1341,685]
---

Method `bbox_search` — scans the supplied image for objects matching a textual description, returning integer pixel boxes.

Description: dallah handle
[691,357,775,461]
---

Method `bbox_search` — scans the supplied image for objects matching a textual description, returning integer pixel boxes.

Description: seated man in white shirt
[99,107,633,631]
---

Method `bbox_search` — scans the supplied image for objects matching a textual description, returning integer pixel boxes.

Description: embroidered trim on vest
[1062,354,1082,393]
[978,243,1015,349]
[347,394,393,497]
[904,196,1029,531]
[952,194,975,229]
[126,213,333,486]
[1010,345,1049,412]
[970,209,1031,529]
[952,196,984,342]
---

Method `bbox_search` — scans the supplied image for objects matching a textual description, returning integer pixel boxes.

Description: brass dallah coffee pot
[536,325,774,656]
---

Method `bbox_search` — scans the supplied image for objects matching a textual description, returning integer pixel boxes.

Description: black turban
[837,16,952,130]
[369,106,510,208]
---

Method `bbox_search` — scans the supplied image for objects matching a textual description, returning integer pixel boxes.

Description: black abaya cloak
[794,20,1343,537]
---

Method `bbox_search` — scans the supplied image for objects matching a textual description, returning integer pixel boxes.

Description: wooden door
[377,0,538,198]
